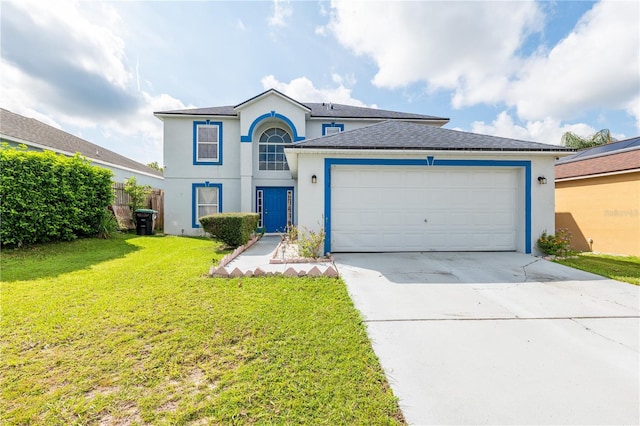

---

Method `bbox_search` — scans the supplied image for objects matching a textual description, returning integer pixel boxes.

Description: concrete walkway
[334,252,640,425]
[220,235,337,276]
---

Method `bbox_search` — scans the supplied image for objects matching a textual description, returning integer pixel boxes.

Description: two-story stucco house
[155,89,571,254]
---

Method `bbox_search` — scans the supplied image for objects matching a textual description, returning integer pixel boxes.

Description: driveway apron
[334,252,640,425]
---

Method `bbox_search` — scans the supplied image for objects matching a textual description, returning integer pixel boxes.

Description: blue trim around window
[323,157,532,255]
[240,111,304,142]
[322,122,345,135]
[192,182,223,228]
[193,121,223,165]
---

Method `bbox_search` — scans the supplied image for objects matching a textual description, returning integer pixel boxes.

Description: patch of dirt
[86,385,119,400]
[98,401,142,426]
[271,240,333,264]
[157,399,178,412]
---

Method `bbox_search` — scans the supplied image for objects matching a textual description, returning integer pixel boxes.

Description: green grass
[554,253,640,285]
[1,234,404,425]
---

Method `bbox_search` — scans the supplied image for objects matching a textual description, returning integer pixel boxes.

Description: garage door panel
[331,166,519,252]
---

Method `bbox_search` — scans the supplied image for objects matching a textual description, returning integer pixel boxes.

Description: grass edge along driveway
[554,252,640,285]
[1,234,404,425]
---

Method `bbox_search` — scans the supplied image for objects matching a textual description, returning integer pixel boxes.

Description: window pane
[198,187,218,204]
[198,143,218,160]
[258,127,293,171]
[199,205,218,218]
[198,126,218,143]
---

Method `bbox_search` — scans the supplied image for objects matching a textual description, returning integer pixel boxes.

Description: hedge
[0,145,114,246]
[199,213,259,247]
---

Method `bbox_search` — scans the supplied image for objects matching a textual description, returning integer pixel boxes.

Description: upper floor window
[193,121,223,165]
[322,123,344,136]
[258,127,292,171]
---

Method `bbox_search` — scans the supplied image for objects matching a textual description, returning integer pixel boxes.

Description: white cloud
[470,111,597,145]
[508,1,640,124]
[327,1,542,96]
[261,75,376,108]
[268,0,293,28]
[325,0,639,131]
[0,0,191,164]
[237,19,246,31]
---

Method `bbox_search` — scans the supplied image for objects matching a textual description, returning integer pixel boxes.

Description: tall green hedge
[0,146,114,246]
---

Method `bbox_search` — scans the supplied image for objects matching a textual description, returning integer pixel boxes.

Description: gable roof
[287,120,573,152]
[555,136,640,179]
[0,108,162,178]
[154,90,448,123]
[233,88,311,112]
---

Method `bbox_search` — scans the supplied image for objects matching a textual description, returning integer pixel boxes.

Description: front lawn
[554,253,640,285]
[1,234,404,425]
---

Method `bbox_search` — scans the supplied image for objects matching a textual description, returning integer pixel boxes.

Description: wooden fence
[111,182,164,231]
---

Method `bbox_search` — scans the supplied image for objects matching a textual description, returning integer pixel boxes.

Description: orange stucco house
[555,137,640,256]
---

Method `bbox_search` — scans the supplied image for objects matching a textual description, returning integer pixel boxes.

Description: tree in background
[561,129,616,149]
[124,176,151,222]
[147,161,163,172]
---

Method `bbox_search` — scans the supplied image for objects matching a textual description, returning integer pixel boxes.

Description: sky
[1,0,639,166]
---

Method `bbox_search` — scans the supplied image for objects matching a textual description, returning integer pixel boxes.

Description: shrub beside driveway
[1,234,404,425]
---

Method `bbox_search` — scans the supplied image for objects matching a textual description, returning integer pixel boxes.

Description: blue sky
[2,0,638,166]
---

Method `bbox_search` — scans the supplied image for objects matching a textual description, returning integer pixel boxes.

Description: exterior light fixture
[538,176,547,185]
[311,174,317,184]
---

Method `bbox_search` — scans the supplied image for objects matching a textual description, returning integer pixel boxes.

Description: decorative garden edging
[214,234,262,269]
[208,234,340,278]
[209,264,339,279]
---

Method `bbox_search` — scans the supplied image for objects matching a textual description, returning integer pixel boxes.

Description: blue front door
[256,187,293,233]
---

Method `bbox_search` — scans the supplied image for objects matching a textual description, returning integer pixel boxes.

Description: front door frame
[256,186,294,233]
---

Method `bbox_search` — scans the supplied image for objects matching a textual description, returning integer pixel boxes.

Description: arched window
[258,127,292,171]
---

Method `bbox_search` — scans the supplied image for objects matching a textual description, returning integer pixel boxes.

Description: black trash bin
[135,209,157,235]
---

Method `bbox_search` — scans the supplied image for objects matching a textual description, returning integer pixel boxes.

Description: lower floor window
[193,183,222,227]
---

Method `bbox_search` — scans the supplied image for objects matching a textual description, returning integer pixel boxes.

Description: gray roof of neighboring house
[555,136,640,164]
[0,108,162,177]
[288,120,574,152]
[155,89,448,122]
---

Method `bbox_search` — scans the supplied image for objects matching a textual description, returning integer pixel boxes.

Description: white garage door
[331,166,519,252]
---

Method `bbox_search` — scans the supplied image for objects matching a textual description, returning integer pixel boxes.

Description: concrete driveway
[334,252,640,425]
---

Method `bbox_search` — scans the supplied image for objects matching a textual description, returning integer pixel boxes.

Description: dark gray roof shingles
[0,108,162,177]
[156,102,447,122]
[289,120,573,152]
[555,136,640,164]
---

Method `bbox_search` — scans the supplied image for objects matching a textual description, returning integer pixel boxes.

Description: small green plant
[124,176,151,221]
[537,228,572,257]
[298,225,326,259]
[97,209,119,239]
[285,224,299,242]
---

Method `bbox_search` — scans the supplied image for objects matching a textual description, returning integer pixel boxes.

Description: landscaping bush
[0,145,114,246]
[537,228,573,257]
[199,212,259,247]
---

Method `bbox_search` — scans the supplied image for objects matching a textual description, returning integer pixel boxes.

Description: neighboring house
[555,137,640,256]
[155,89,571,254]
[0,108,163,188]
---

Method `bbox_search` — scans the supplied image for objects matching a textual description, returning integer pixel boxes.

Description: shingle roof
[555,136,640,163]
[555,136,640,179]
[155,90,448,122]
[0,108,162,177]
[288,120,573,152]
